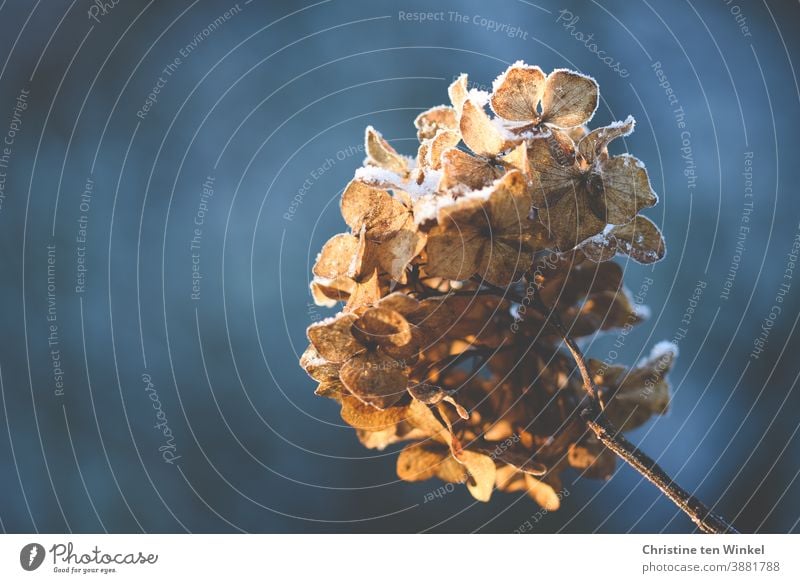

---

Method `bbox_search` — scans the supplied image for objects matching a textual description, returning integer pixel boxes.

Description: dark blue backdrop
[0,0,798,533]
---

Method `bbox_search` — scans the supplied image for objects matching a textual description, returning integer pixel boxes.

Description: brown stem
[582,406,738,534]
[529,286,738,533]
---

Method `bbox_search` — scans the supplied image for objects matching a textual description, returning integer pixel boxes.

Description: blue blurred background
[0,0,798,533]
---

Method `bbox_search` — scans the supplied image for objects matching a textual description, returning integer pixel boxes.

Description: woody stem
[530,294,738,534]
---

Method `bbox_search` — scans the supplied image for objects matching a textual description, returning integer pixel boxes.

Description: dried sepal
[365,126,408,174]
[415,105,458,141]
[541,69,598,128]
[459,99,509,158]
[490,63,546,121]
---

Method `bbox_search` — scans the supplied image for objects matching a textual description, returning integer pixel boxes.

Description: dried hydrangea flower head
[302,62,674,510]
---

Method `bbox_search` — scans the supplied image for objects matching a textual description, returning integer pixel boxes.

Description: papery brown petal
[306,313,361,363]
[427,129,461,170]
[541,69,599,128]
[365,126,408,174]
[312,233,360,279]
[406,399,449,441]
[578,116,635,163]
[457,450,497,502]
[415,105,458,141]
[490,64,546,121]
[527,132,579,209]
[580,234,618,263]
[344,268,381,312]
[355,307,412,346]
[424,224,484,282]
[536,183,606,250]
[525,474,561,511]
[339,351,408,409]
[310,277,353,307]
[477,238,534,287]
[611,215,666,264]
[376,223,426,283]
[300,345,340,383]
[341,180,410,236]
[598,155,658,224]
[314,380,345,401]
[378,292,421,315]
[460,99,508,157]
[439,148,501,192]
[495,465,528,492]
[396,442,448,481]
[448,74,469,113]
[500,142,529,175]
[340,394,409,430]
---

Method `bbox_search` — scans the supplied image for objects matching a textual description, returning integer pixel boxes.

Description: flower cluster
[302,62,674,509]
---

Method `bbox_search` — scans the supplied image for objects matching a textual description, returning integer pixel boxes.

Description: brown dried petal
[448,74,469,113]
[541,69,599,128]
[310,276,353,307]
[340,394,408,431]
[415,105,458,141]
[425,222,484,282]
[439,148,501,192]
[457,450,496,502]
[598,155,658,224]
[365,126,408,174]
[426,129,461,170]
[490,64,546,121]
[339,351,408,409]
[306,313,361,363]
[341,180,410,236]
[312,233,360,279]
[611,215,666,264]
[460,99,508,157]
[578,116,635,163]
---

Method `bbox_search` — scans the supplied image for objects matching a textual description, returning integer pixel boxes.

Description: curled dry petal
[459,99,509,158]
[611,215,666,264]
[397,443,468,483]
[415,105,458,141]
[448,74,469,114]
[365,126,408,174]
[597,154,658,225]
[578,116,635,163]
[307,313,361,363]
[439,148,502,192]
[456,450,497,502]
[339,351,408,410]
[312,233,360,279]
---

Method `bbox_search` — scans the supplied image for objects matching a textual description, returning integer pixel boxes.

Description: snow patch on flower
[639,341,678,367]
